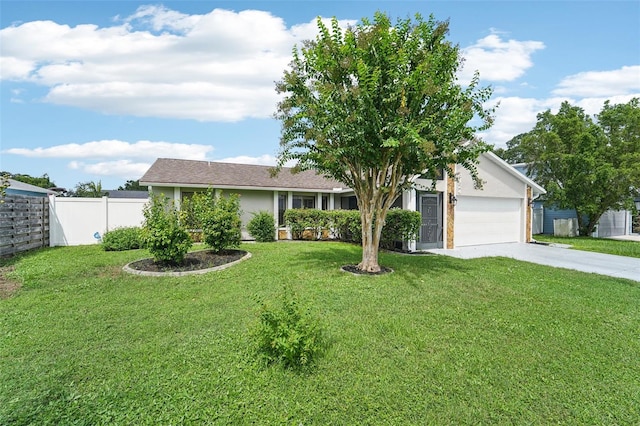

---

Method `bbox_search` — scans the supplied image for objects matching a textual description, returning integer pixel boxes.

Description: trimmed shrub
[203,194,242,253]
[251,285,325,369]
[284,208,420,249]
[284,208,332,240]
[380,208,421,250]
[247,211,276,242]
[101,226,144,251]
[328,210,361,242]
[142,194,192,264]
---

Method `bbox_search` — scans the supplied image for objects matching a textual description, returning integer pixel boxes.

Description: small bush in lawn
[203,194,242,253]
[252,285,325,369]
[142,193,192,264]
[101,227,144,251]
[247,211,276,242]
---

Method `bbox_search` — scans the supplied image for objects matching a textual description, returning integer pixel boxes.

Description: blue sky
[1,1,639,191]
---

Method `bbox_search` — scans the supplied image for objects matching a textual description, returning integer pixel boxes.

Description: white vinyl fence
[49,195,147,246]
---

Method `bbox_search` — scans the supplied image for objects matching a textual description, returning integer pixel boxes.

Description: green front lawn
[534,234,640,258]
[1,242,639,424]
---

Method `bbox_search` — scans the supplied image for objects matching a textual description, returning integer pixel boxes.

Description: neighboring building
[4,179,59,197]
[104,190,150,199]
[512,164,638,237]
[140,153,545,250]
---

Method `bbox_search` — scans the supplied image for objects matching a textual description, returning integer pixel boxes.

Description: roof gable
[483,152,546,196]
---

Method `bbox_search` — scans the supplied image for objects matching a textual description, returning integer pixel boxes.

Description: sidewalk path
[428,242,640,282]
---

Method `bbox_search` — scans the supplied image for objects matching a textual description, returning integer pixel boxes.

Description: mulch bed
[127,249,247,273]
[341,264,393,276]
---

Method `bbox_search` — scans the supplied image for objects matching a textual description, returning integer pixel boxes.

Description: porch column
[286,191,293,239]
[406,189,417,252]
[273,191,280,240]
[316,192,323,210]
[446,167,456,249]
[329,193,335,210]
[173,187,181,209]
[525,186,532,242]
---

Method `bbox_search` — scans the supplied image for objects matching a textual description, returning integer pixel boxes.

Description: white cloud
[460,33,545,84]
[0,7,354,122]
[552,65,640,97]
[480,92,640,147]
[71,160,152,179]
[218,154,278,166]
[218,154,297,168]
[479,96,566,147]
[3,139,213,160]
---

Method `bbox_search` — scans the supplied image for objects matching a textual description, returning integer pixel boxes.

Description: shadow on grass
[0,246,56,268]
[282,241,472,285]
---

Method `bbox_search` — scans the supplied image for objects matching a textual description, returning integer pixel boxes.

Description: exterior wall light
[449,193,457,205]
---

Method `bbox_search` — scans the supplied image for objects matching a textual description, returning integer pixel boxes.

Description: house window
[278,194,286,226]
[341,196,358,210]
[322,195,328,210]
[293,195,315,209]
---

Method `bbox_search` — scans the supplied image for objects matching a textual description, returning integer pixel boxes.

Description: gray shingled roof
[140,158,346,191]
[7,179,59,195]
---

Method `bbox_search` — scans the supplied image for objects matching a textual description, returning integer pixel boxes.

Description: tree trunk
[357,202,386,273]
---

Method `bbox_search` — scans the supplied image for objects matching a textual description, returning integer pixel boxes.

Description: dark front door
[417,193,443,250]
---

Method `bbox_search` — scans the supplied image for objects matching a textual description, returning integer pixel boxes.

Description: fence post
[48,194,56,247]
[103,196,109,234]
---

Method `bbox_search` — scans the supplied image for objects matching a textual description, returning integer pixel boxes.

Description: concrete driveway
[428,242,640,282]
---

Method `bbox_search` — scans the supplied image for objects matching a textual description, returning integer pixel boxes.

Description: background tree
[275,12,493,272]
[514,99,640,236]
[493,133,527,164]
[72,180,105,198]
[0,173,9,202]
[118,179,145,191]
[1,172,56,189]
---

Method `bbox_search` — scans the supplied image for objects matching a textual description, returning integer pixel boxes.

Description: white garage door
[455,196,522,247]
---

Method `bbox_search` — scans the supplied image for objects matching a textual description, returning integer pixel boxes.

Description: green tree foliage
[514,99,640,236]
[202,194,242,253]
[179,189,217,231]
[0,173,9,202]
[493,133,528,164]
[142,194,192,264]
[72,180,105,197]
[118,179,145,191]
[275,12,493,272]
[2,172,56,189]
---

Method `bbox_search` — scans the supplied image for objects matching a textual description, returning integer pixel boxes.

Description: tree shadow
[285,241,472,286]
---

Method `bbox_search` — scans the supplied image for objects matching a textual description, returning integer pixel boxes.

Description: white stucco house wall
[139,152,545,251]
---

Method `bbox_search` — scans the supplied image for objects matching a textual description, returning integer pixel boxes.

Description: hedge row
[283,208,421,250]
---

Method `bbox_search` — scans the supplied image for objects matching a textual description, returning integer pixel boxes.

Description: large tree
[515,99,640,236]
[493,133,527,164]
[275,12,494,272]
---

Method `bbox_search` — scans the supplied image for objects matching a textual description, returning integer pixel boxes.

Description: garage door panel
[455,197,522,247]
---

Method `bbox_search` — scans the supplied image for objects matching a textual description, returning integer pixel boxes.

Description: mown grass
[1,242,639,424]
[534,234,640,258]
